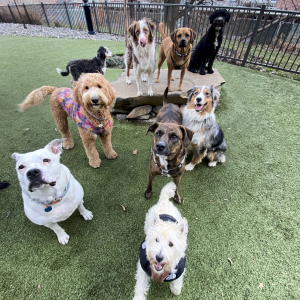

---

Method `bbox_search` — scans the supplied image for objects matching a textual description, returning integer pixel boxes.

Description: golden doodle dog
[156,23,196,92]
[182,85,226,170]
[19,73,118,168]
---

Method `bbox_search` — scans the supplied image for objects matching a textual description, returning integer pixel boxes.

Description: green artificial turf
[1,35,300,300]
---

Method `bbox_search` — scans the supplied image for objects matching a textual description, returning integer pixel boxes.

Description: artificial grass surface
[1,35,300,300]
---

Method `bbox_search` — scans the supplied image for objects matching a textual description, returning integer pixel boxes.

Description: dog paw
[137,91,143,96]
[89,159,101,168]
[58,232,70,245]
[82,210,93,221]
[178,87,183,91]
[126,78,132,85]
[106,150,118,160]
[185,163,195,171]
[207,69,214,74]
[219,155,226,163]
[145,190,152,200]
[200,71,206,75]
[208,161,217,167]
[63,140,74,149]
[174,194,182,204]
[188,68,198,73]
[171,77,175,81]
[155,79,159,83]
[148,90,154,96]
[142,75,147,82]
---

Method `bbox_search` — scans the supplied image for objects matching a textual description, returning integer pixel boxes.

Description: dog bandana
[57,88,111,135]
[139,214,186,282]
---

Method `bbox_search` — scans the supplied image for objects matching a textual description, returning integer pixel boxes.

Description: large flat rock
[111,68,225,111]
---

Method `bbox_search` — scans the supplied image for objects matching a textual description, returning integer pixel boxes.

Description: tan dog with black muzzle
[145,88,194,204]
[156,23,196,92]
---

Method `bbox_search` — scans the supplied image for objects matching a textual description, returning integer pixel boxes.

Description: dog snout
[27,168,41,179]
[91,97,99,105]
[155,142,166,152]
[179,38,187,47]
[156,253,164,263]
[139,37,147,48]
[196,97,202,103]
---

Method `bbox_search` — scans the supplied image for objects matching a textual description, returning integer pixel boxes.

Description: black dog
[56,46,112,81]
[188,9,230,75]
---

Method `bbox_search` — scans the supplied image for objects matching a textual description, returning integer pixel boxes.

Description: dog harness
[170,47,191,70]
[139,214,186,282]
[152,152,185,177]
[56,88,112,135]
[24,176,70,212]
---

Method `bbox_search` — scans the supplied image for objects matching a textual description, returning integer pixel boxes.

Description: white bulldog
[11,139,93,245]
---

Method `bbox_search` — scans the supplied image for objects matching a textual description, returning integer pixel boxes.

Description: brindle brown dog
[145,88,194,204]
[156,23,196,92]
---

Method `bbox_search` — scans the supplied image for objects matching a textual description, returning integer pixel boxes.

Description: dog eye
[18,165,25,170]
[185,33,189,37]
[97,85,101,88]
[85,86,89,90]
[169,242,173,247]
[144,29,148,34]
[178,34,182,38]
[136,30,140,35]
[156,238,159,242]
[156,131,162,137]
[170,134,178,139]
[43,158,50,163]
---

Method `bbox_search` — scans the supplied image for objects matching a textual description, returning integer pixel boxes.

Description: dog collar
[139,213,186,282]
[152,152,185,177]
[170,53,190,70]
[174,47,191,58]
[57,88,112,135]
[24,177,70,212]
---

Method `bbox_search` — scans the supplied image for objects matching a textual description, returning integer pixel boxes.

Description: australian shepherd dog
[182,85,226,170]
[124,18,156,97]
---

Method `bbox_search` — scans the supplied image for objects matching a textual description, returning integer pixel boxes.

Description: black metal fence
[0,1,299,74]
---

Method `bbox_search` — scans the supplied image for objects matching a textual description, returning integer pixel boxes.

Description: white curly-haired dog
[133,182,188,300]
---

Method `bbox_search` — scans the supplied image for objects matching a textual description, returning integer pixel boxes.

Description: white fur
[133,182,188,299]
[11,139,93,245]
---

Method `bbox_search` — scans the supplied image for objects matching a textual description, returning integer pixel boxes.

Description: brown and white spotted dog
[124,18,156,97]
[145,88,194,204]
[182,85,226,170]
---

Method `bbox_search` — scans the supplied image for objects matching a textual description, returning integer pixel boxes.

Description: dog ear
[146,18,156,43]
[153,214,160,225]
[146,122,160,135]
[72,76,83,105]
[178,218,188,235]
[186,88,195,99]
[128,22,137,40]
[45,139,64,155]
[11,152,22,162]
[179,126,194,148]
[190,29,197,44]
[210,85,220,103]
[170,30,177,44]
[106,82,118,106]
[225,11,231,22]
[209,12,215,24]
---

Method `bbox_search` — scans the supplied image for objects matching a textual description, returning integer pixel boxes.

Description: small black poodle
[56,46,112,81]
[188,9,230,75]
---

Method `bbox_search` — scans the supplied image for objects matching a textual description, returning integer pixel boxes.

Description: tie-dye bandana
[56,88,111,135]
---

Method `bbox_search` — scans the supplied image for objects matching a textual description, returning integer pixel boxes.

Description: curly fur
[56,46,112,81]
[188,9,230,75]
[19,73,118,168]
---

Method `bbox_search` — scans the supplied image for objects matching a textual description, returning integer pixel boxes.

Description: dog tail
[162,87,168,106]
[19,86,57,112]
[56,67,69,77]
[158,22,167,40]
[158,182,176,204]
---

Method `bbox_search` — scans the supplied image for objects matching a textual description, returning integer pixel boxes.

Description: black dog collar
[139,214,186,282]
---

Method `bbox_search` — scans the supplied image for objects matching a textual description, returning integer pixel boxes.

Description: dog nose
[91,98,99,105]
[156,142,165,151]
[196,97,202,103]
[156,254,164,263]
[27,168,41,179]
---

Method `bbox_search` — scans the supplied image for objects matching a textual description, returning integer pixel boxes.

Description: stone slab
[111,68,225,111]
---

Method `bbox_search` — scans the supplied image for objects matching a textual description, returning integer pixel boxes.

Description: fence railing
[0,1,299,75]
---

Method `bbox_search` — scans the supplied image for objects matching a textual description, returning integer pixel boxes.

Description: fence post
[92,1,100,33]
[183,1,189,27]
[41,2,49,27]
[104,0,111,34]
[83,0,95,35]
[241,4,266,67]
[8,5,16,23]
[64,2,72,30]
[23,3,32,24]
[137,0,141,20]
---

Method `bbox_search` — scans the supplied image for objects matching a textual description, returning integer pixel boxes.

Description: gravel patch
[0,23,126,42]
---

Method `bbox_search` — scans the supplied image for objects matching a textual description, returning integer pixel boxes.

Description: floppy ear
[190,29,197,44]
[225,11,231,22]
[170,29,177,44]
[210,85,220,103]
[72,76,83,105]
[180,126,194,148]
[146,18,156,43]
[106,81,118,107]
[209,12,215,24]
[45,139,65,156]
[146,122,160,135]
[128,22,137,40]
[186,88,195,99]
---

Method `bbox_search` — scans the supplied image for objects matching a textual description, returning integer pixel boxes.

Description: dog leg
[126,55,133,85]
[45,223,70,245]
[167,68,173,92]
[147,70,154,96]
[78,127,101,168]
[145,171,155,200]
[178,68,186,91]
[51,102,74,149]
[142,73,147,82]
[77,203,93,220]
[136,69,143,96]
[173,176,182,204]
[170,269,185,295]
[186,147,207,171]
[207,151,225,167]
[99,131,118,160]
[206,58,215,74]
[133,261,150,300]
[155,51,165,83]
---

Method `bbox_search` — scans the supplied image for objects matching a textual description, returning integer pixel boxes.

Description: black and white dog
[188,9,230,75]
[56,46,112,81]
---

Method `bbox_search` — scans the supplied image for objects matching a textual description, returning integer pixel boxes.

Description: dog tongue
[195,104,203,112]
[156,263,163,271]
